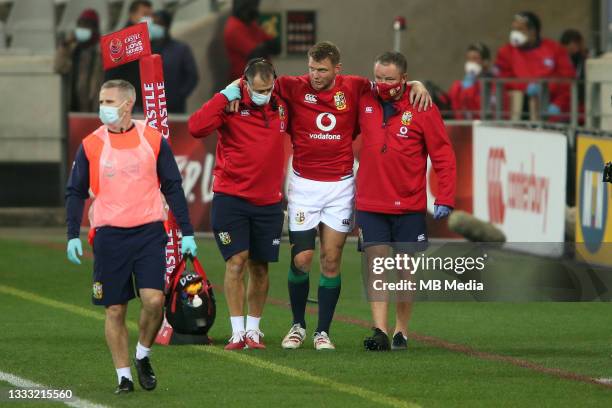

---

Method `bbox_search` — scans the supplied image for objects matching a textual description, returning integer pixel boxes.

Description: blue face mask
[247,84,272,106]
[149,23,165,40]
[74,27,92,43]
[99,105,122,125]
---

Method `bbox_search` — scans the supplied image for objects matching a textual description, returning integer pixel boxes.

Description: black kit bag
[165,254,216,335]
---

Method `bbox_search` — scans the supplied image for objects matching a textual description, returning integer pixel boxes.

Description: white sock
[135,342,151,360]
[230,316,245,335]
[116,367,132,383]
[246,315,261,332]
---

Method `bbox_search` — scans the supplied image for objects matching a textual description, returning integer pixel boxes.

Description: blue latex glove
[220,83,241,102]
[182,235,198,257]
[461,74,476,89]
[67,238,83,265]
[525,82,541,97]
[546,103,561,115]
[433,205,452,220]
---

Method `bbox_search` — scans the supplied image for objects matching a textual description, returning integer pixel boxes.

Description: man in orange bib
[65,79,196,394]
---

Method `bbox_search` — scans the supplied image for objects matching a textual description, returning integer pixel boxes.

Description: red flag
[100,22,151,70]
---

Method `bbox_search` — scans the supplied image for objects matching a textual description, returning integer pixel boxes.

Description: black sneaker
[391,332,408,350]
[364,328,390,351]
[114,377,134,394]
[134,357,157,391]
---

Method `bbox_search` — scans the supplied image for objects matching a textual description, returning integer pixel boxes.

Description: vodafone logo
[316,112,337,132]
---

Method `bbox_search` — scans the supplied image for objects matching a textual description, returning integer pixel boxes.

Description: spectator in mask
[560,29,587,108]
[104,0,154,112]
[495,11,575,120]
[448,42,493,119]
[224,0,280,81]
[151,10,199,113]
[54,9,103,112]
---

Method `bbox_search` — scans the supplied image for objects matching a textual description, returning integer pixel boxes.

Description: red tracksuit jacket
[223,16,272,81]
[188,81,288,205]
[495,38,576,112]
[356,87,456,214]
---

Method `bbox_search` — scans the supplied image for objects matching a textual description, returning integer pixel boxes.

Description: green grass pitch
[0,232,611,407]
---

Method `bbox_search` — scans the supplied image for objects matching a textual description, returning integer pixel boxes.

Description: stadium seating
[5,0,55,54]
[57,0,110,34]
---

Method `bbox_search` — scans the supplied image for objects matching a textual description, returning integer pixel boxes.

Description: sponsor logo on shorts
[93,282,103,300]
[342,218,351,226]
[304,93,317,104]
[218,232,231,245]
[295,211,305,225]
[365,106,373,113]
[417,233,426,242]
[240,110,250,116]
[334,91,347,110]
[272,238,281,246]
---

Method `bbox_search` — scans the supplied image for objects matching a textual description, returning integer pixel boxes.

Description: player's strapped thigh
[288,228,317,281]
[248,201,284,262]
[211,193,251,261]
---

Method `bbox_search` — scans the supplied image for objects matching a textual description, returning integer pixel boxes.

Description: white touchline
[0,371,110,408]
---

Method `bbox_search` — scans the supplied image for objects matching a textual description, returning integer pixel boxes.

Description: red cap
[79,9,99,24]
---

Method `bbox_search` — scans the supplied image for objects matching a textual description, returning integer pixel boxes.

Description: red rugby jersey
[276,74,371,181]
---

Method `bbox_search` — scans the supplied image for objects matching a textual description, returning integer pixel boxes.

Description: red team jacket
[223,16,273,81]
[495,39,576,112]
[448,80,483,119]
[356,86,456,214]
[276,74,371,181]
[188,81,288,205]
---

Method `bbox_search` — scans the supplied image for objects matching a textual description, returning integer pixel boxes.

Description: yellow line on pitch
[0,284,420,408]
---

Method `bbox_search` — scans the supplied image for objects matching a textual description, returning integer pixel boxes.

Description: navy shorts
[92,221,167,306]
[211,193,284,262]
[356,210,428,251]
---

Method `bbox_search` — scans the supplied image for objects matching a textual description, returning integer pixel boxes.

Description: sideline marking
[0,370,109,408]
[0,284,420,408]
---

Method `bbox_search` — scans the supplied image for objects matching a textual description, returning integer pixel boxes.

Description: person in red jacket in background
[448,42,493,119]
[495,11,576,119]
[188,59,287,351]
[356,51,456,351]
[223,0,280,81]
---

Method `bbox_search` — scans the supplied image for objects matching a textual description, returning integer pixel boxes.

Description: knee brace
[288,229,317,283]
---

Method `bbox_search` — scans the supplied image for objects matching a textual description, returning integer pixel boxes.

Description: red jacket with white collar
[356,86,456,214]
[188,80,288,205]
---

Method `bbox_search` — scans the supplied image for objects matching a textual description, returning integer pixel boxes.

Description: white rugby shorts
[287,171,354,233]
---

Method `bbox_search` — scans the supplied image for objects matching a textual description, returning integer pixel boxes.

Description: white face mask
[510,30,528,47]
[99,102,127,126]
[74,27,92,43]
[247,84,272,106]
[464,61,482,76]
